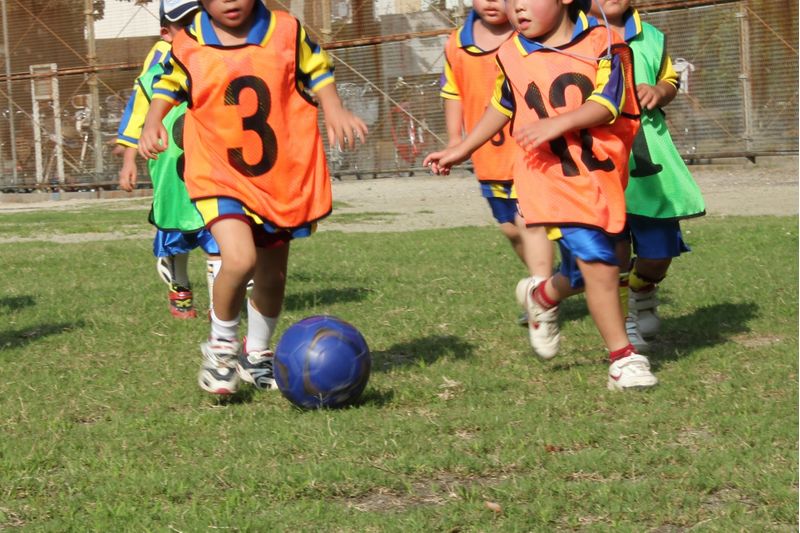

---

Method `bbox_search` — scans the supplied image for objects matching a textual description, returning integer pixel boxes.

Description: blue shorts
[153,229,219,257]
[551,227,619,289]
[485,196,519,224]
[194,197,314,249]
[480,182,518,224]
[627,216,690,259]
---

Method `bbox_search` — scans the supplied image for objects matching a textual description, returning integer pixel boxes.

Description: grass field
[0,203,797,531]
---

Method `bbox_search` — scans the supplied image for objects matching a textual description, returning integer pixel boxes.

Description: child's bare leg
[576,259,629,352]
[250,244,289,317]
[236,243,290,390]
[209,219,256,322]
[516,217,553,278]
[633,257,672,281]
[498,220,525,264]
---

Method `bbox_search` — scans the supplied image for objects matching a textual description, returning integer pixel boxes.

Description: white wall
[94,1,160,39]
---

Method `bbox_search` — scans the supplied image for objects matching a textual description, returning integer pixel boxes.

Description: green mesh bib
[626,23,705,220]
[138,65,205,232]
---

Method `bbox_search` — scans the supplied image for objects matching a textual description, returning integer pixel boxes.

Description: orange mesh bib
[171,11,331,229]
[497,27,640,233]
[444,33,516,183]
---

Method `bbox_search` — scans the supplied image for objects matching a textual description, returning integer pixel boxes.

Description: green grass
[0,206,797,531]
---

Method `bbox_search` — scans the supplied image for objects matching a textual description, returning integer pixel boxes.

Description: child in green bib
[116,0,221,320]
[591,0,705,351]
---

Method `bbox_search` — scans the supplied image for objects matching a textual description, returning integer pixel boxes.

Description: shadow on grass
[214,386,258,405]
[0,295,35,312]
[648,301,757,369]
[0,321,85,351]
[283,287,371,312]
[547,301,755,372]
[371,335,475,371]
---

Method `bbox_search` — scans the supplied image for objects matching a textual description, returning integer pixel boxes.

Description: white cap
[160,0,199,23]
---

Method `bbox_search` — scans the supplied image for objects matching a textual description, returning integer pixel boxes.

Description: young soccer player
[116,0,221,320]
[139,0,368,395]
[439,0,553,325]
[588,0,705,350]
[425,0,658,390]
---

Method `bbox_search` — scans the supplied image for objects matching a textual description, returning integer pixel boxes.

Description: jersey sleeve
[658,54,679,89]
[151,51,190,106]
[115,84,150,147]
[440,53,461,100]
[297,26,335,93]
[490,64,514,118]
[139,41,172,78]
[117,42,171,147]
[587,54,624,121]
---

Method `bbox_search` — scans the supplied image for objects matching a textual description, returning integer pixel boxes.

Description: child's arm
[636,80,677,110]
[118,147,138,192]
[443,99,464,147]
[423,105,509,175]
[139,99,173,160]
[316,84,368,151]
[514,101,613,151]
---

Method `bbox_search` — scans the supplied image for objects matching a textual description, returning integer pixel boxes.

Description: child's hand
[118,148,138,192]
[514,117,565,151]
[138,121,168,160]
[423,145,469,176]
[324,105,368,152]
[636,83,668,110]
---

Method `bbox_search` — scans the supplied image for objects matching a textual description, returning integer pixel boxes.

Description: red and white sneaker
[168,283,197,319]
[515,277,560,360]
[198,339,241,395]
[607,353,658,391]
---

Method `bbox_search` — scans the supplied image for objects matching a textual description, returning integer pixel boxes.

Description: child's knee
[222,252,257,280]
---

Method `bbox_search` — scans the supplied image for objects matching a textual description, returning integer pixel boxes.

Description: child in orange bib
[425,0,658,391]
[440,0,553,326]
[139,0,367,395]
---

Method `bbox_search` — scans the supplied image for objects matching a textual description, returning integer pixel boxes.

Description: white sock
[171,253,191,288]
[246,298,278,353]
[206,258,221,310]
[210,310,240,342]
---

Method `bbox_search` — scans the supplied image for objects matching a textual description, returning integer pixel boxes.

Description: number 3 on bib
[225,75,278,177]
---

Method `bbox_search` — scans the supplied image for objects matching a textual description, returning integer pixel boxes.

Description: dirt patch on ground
[0,156,795,240]
[325,155,797,232]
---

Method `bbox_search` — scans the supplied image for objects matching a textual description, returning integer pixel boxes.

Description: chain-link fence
[0,0,796,189]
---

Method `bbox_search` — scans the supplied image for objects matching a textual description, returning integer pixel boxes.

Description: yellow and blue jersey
[152,3,334,106]
[619,9,679,88]
[116,41,172,147]
[439,9,486,101]
[490,12,625,121]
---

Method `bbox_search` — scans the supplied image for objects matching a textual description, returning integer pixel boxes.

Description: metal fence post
[737,1,754,154]
[85,0,103,178]
[1,0,17,183]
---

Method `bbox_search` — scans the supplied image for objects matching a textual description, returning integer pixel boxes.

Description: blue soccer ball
[274,315,371,409]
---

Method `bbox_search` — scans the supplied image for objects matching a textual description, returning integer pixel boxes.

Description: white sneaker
[607,353,658,391]
[630,287,660,338]
[515,277,560,360]
[625,314,649,353]
[198,339,241,395]
[236,341,277,391]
